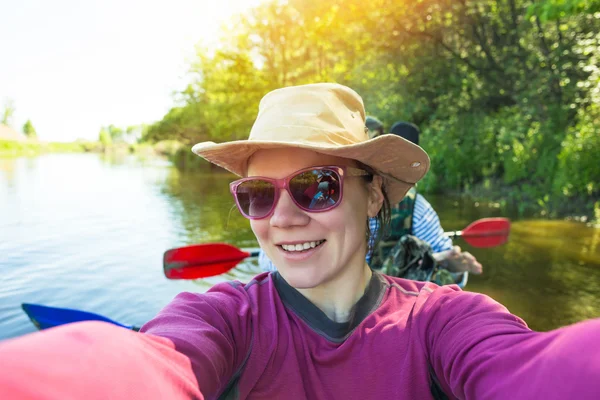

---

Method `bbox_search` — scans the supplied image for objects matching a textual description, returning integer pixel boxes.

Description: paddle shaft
[446,229,508,238]
[163,217,510,279]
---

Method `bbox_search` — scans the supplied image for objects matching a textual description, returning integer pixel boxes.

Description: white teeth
[281,240,324,252]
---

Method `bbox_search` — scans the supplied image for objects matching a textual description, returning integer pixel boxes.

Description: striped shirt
[260,194,452,271]
[367,194,452,261]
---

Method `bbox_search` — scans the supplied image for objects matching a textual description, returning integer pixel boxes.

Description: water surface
[0,153,598,339]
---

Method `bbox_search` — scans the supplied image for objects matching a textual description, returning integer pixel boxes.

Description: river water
[1,153,598,340]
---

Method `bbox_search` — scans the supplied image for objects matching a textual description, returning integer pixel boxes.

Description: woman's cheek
[250,220,269,243]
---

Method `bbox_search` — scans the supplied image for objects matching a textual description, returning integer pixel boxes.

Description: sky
[0,0,264,142]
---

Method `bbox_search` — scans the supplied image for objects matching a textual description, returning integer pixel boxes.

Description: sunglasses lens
[290,169,341,211]
[235,180,275,218]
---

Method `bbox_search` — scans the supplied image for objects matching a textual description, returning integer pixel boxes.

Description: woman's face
[247,148,383,289]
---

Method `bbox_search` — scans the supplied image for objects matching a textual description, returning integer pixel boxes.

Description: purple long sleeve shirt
[141,271,600,399]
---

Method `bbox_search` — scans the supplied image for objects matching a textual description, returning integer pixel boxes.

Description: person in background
[365,115,384,138]
[367,119,482,276]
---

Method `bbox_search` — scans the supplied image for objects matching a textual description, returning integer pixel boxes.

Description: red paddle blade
[163,243,250,280]
[461,217,511,248]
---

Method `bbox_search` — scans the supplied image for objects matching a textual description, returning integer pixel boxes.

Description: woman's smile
[278,239,326,252]
[276,239,326,261]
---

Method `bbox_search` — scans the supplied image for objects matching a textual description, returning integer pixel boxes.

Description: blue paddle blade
[21,303,135,331]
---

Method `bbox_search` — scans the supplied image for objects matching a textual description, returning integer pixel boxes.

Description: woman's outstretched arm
[418,286,600,400]
[0,321,203,400]
[0,284,254,400]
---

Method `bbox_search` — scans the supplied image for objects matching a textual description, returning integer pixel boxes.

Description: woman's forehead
[247,148,355,177]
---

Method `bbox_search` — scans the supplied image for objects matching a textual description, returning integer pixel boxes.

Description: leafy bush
[554,103,600,199]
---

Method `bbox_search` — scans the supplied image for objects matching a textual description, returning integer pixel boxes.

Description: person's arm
[433,246,483,274]
[141,286,253,397]
[414,195,482,274]
[417,286,600,399]
[0,283,253,400]
[412,194,453,253]
[0,321,204,400]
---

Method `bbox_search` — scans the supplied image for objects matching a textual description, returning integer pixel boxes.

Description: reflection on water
[0,153,260,340]
[159,167,256,247]
[416,196,600,331]
[465,220,600,331]
[0,153,598,340]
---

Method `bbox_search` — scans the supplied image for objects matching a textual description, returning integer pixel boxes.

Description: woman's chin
[278,269,326,290]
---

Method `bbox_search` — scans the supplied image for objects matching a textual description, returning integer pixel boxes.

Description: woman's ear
[367,176,384,218]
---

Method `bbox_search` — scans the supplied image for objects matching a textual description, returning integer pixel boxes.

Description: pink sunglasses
[230,166,371,219]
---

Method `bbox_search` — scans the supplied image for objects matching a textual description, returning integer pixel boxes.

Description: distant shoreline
[0,139,92,157]
[2,139,597,225]
[0,138,188,160]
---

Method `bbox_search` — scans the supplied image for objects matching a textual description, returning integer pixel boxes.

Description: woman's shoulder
[378,273,514,320]
[184,270,275,303]
[207,271,275,296]
[379,272,460,297]
[142,272,277,331]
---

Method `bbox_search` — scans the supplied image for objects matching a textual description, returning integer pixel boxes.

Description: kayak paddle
[164,217,510,280]
[446,217,510,248]
[164,243,260,280]
[21,303,140,331]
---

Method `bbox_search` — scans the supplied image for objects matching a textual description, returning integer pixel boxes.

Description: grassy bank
[0,137,211,169]
[0,139,96,157]
[0,139,174,158]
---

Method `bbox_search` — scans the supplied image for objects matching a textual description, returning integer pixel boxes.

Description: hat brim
[192,134,430,204]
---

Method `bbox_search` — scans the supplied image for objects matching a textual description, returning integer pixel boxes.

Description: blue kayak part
[454,271,469,289]
[21,303,139,331]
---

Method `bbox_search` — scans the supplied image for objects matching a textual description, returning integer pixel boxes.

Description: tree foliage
[528,0,600,22]
[144,0,600,217]
[22,119,37,138]
[98,127,112,147]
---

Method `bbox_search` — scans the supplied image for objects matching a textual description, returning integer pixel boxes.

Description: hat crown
[248,83,368,147]
[191,82,430,204]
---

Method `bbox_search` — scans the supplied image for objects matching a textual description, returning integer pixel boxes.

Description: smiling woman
[1,83,600,400]
[245,151,378,302]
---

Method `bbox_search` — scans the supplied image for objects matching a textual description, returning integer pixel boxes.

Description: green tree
[98,127,112,147]
[140,0,600,218]
[22,120,37,138]
[106,125,124,142]
[124,124,147,143]
[528,0,600,21]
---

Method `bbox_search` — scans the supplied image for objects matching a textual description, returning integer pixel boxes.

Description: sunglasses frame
[230,165,371,220]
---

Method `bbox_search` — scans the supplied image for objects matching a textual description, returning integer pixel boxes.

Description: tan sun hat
[192,83,430,204]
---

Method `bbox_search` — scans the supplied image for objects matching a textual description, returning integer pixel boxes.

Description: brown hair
[357,162,391,253]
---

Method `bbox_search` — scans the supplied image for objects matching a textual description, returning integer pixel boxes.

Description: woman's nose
[269,189,310,228]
